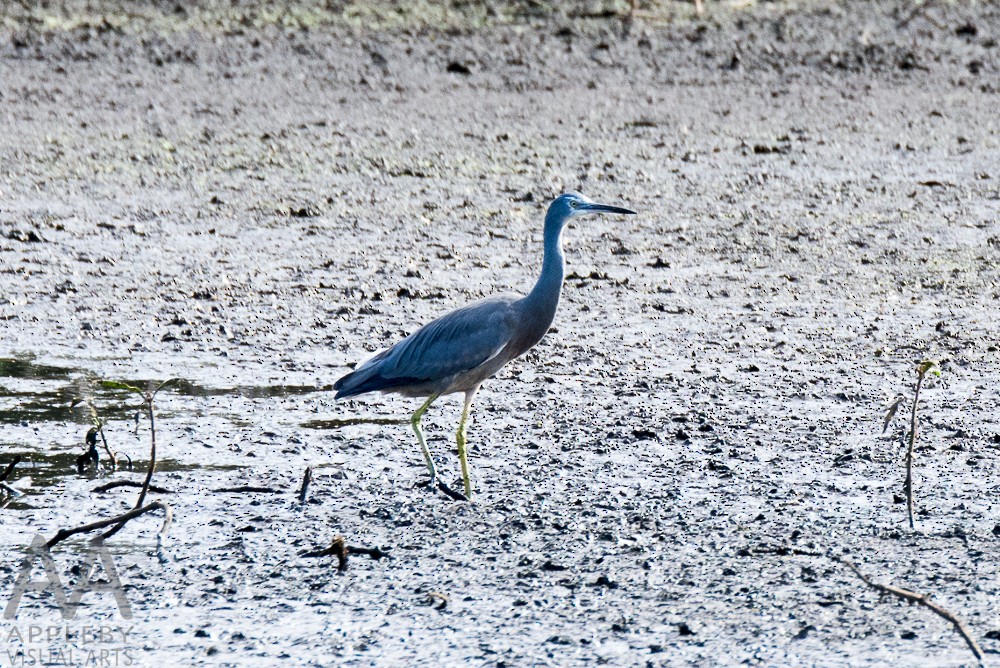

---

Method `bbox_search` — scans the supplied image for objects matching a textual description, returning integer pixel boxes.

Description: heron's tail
[333,354,407,398]
[333,368,374,399]
[334,365,426,399]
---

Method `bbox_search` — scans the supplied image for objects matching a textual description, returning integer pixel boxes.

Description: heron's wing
[363,294,519,385]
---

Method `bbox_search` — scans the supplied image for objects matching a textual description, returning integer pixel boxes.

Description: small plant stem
[905,362,933,530]
[97,425,117,470]
[103,383,171,539]
[134,394,156,509]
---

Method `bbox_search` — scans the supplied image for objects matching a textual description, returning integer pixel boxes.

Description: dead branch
[302,535,348,571]
[92,480,173,494]
[897,0,942,30]
[0,455,21,483]
[102,380,175,540]
[46,501,171,549]
[750,545,984,666]
[133,394,158,510]
[1,482,23,497]
[298,467,312,504]
[831,555,984,666]
[347,545,388,560]
[301,536,390,571]
[96,425,117,470]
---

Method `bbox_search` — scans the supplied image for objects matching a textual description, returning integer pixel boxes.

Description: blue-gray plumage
[334,192,636,500]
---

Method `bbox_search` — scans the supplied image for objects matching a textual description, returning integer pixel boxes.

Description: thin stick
[103,380,175,540]
[133,394,157,509]
[750,545,984,667]
[212,486,280,494]
[0,455,21,483]
[298,467,312,504]
[832,555,984,666]
[301,537,390,569]
[97,425,117,470]
[897,0,938,29]
[92,480,173,494]
[46,501,170,549]
[347,545,388,560]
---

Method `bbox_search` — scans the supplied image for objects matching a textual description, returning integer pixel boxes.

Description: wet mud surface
[1,1,999,665]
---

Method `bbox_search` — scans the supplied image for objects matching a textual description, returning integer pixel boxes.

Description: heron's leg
[411,393,439,482]
[456,388,479,500]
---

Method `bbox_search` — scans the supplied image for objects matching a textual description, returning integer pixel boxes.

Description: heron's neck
[524,214,566,319]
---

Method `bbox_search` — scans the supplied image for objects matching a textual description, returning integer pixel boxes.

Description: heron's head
[549,192,637,225]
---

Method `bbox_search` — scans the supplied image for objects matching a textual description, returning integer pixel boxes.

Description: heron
[334,192,636,500]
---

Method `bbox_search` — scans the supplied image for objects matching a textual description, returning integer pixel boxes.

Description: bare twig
[212,486,280,494]
[882,395,904,434]
[133,394,157,509]
[0,455,21,483]
[1,482,24,497]
[831,555,984,666]
[896,0,941,30]
[46,501,171,549]
[100,379,177,540]
[750,545,984,666]
[85,411,117,471]
[96,424,117,470]
[347,545,388,560]
[298,467,312,504]
[905,361,935,530]
[301,536,390,571]
[92,480,173,494]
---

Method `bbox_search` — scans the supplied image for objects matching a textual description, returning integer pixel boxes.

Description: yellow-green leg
[456,388,479,500]
[411,393,439,483]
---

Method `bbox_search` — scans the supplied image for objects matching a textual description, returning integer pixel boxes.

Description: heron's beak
[581,202,637,215]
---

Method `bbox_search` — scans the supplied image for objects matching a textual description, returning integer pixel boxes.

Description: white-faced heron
[334,192,636,500]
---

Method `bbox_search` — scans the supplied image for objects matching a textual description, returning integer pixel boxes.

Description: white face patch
[566,196,595,216]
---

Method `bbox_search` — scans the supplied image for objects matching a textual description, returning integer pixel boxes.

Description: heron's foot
[416,477,468,501]
[436,480,470,502]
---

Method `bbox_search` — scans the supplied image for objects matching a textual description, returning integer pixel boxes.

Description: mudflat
[1,1,998,665]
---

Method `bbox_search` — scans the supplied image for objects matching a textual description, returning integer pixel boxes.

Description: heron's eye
[568,199,579,209]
